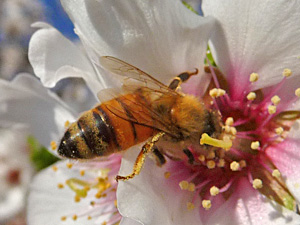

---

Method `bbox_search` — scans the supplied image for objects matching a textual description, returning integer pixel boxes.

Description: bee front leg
[168,69,198,91]
[152,146,166,166]
[116,132,165,181]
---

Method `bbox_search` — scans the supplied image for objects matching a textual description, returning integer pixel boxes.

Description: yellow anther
[188,182,196,192]
[272,169,281,178]
[225,117,234,126]
[95,191,103,199]
[66,162,73,169]
[61,216,67,221]
[114,199,117,207]
[198,155,205,162]
[90,201,96,206]
[187,202,195,210]
[218,159,225,167]
[283,68,292,77]
[64,120,70,128]
[252,179,263,189]
[247,92,256,101]
[164,172,171,179]
[268,105,277,114]
[50,141,57,150]
[200,133,232,150]
[102,222,107,225]
[217,89,226,97]
[87,216,92,220]
[275,127,284,135]
[230,161,240,171]
[230,127,237,135]
[239,160,247,168]
[80,170,85,176]
[223,125,231,133]
[207,160,216,169]
[251,141,260,150]
[210,186,220,196]
[209,88,218,98]
[57,183,64,189]
[179,180,189,190]
[52,165,58,172]
[202,200,212,210]
[72,215,78,221]
[84,186,90,192]
[74,195,81,203]
[249,73,259,82]
[271,95,281,105]
[207,151,215,159]
[295,88,300,97]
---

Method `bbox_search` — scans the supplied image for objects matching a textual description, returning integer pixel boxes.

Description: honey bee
[58,56,224,181]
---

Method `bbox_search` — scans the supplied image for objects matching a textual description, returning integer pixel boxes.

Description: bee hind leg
[116,132,165,181]
[168,69,198,91]
[152,146,166,166]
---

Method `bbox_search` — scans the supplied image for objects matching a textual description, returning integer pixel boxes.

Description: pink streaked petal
[61,0,215,86]
[206,178,300,225]
[117,146,202,225]
[202,0,300,97]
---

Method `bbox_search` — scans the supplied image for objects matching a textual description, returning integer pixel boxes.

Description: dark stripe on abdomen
[59,130,83,159]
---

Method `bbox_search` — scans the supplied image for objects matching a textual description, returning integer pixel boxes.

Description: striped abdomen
[58,93,155,159]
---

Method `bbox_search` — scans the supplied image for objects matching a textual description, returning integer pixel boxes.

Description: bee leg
[168,69,198,91]
[183,148,195,165]
[152,146,166,166]
[116,132,165,181]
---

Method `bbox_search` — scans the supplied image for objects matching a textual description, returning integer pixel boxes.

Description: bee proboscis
[58,56,224,181]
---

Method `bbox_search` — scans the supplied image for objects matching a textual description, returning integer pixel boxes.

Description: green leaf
[27,136,60,171]
[182,1,198,15]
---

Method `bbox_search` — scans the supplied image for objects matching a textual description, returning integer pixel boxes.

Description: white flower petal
[117,146,202,225]
[206,178,300,225]
[0,74,76,149]
[28,161,110,225]
[202,0,300,96]
[28,24,103,94]
[61,0,215,85]
[120,217,143,225]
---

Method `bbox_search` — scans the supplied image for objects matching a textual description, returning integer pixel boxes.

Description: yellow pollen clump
[210,186,220,196]
[207,151,215,159]
[218,159,225,167]
[230,161,240,171]
[268,105,277,114]
[202,200,212,210]
[253,179,263,189]
[66,162,73,169]
[57,183,64,189]
[249,73,259,82]
[74,195,81,202]
[275,127,284,135]
[283,68,292,77]
[64,120,70,128]
[251,141,260,150]
[272,169,281,178]
[187,202,195,210]
[225,117,234,126]
[61,216,67,221]
[239,160,247,168]
[188,183,196,192]
[179,180,189,190]
[80,170,85,176]
[207,160,216,169]
[52,165,58,172]
[247,92,256,101]
[198,155,205,162]
[164,172,171,179]
[271,95,281,105]
[50,141,57,150]
[295,88,300,97]
[72,215,78,221]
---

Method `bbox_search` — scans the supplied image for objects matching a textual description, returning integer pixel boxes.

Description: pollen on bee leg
[249,73,259,82]
[272,169,281,178]
[252,178,263,189]
[283,68,292,77]
[251,141,260,150]
[200,133,232,150]
[210,186,220,196]
[230,161,240,171]
[247,92,256,101]
[268,105,277,114]
[50,141,57,150]
[295,88,300,97]
[202,200,212,210]
[187,202,195,210]
[271,95,281,105]
[275,127,284,135]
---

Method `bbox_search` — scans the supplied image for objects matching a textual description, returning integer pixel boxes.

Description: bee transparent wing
[97,87,128,103]
[99,56,173,93]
